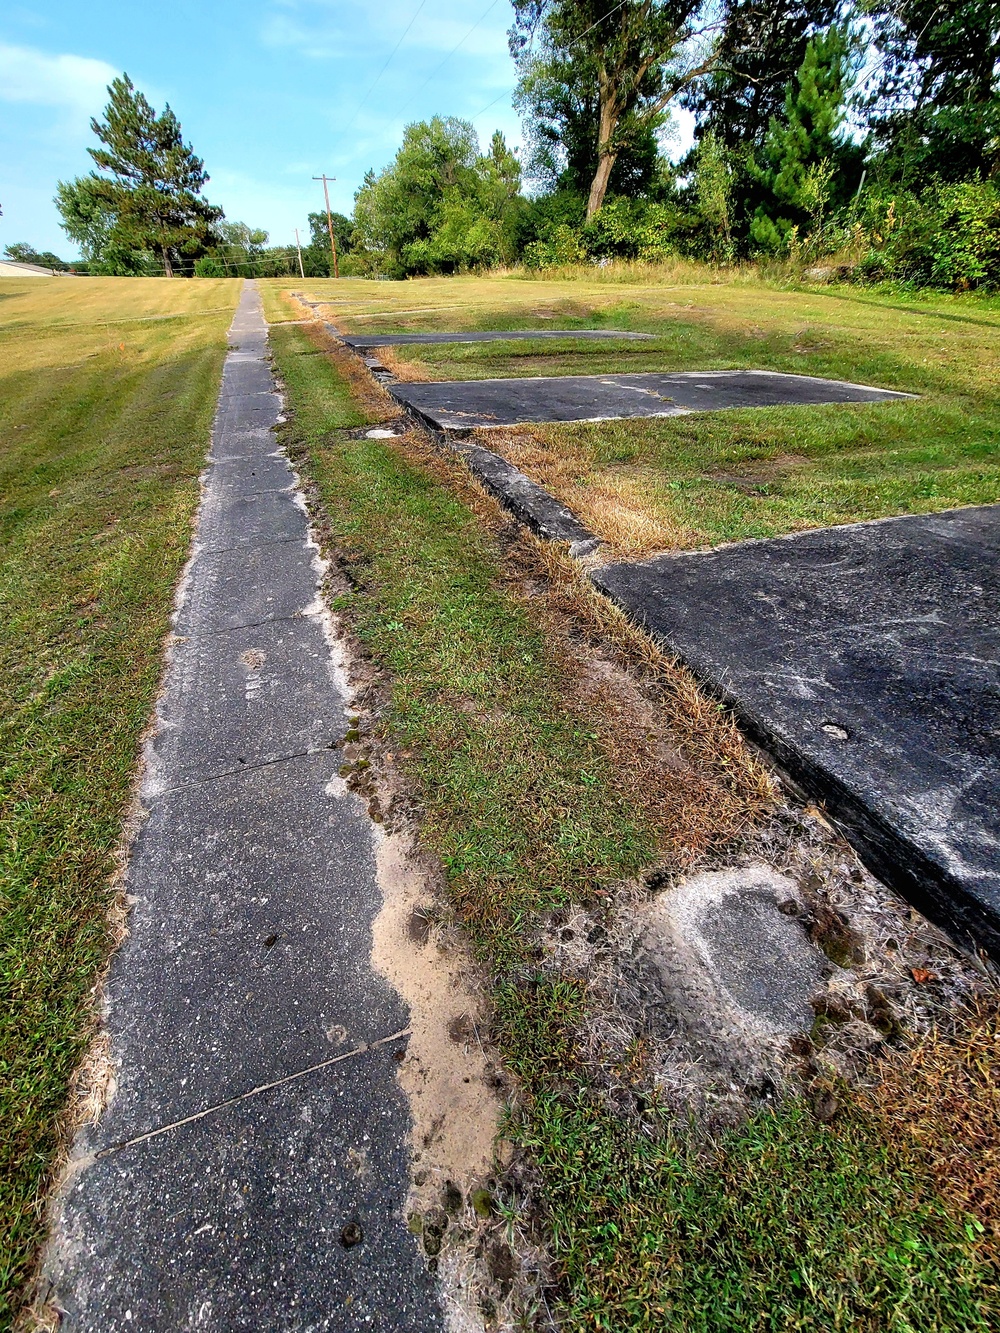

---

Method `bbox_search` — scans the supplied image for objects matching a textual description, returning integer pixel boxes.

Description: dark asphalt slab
[593,505,1000,957]
[341,328,655,348]
[43,283,443,1330]
[391,369,914,430]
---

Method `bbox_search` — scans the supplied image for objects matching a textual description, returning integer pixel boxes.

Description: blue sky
[1,0,531,257]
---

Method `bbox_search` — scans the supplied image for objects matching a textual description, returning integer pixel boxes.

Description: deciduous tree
[511,0,725,218]
[862,0,1000,185]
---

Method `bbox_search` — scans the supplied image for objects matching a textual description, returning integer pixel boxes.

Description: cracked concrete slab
[43,283,443,1331]
[153,617,345,785]
[593,505,1000,957]
[48,1050,430,1333]
[391,369,914,430]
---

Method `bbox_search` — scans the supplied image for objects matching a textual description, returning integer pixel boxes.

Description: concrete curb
[327,322,603,557]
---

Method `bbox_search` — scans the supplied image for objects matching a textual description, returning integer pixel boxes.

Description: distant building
[0,259,61,277]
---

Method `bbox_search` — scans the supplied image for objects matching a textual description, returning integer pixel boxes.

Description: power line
[465,2,632,126]
[392,0,505,123]
[345,0,430,132]
[567,0,631,48]
[470,87,514,119]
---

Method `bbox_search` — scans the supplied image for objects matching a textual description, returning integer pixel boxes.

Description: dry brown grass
[488,426,701,556]
[337,408,775,867]
[867,996,1000,1249]
[374,346,436,382]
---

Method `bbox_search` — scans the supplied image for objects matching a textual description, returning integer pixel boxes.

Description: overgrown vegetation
[269,315,999,1329]
[0,277,237,1327]
[36,3,998,289]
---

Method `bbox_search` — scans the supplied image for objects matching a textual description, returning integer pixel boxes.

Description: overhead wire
[344,0,431,132]
[466,1,634,127]
[392,0,506,122]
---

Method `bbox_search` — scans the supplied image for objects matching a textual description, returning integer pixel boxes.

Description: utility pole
[294,227,305,279]
[312,174,340,279]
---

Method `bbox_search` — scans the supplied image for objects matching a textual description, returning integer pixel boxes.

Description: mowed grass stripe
[0,277,239,1327]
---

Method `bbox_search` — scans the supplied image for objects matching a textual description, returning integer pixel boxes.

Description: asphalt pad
[391,369,913,429]
[593,504,1000,957]
[341,328,654,348]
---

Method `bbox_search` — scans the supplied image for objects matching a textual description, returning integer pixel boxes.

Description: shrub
[857,179,1000,290]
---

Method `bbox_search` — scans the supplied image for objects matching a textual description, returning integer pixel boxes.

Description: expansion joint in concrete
[92,1028,412,1164]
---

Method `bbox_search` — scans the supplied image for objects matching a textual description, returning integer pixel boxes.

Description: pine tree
[749,26,861,252]
[57,75,221,276]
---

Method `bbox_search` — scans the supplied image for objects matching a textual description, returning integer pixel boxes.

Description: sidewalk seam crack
[89,1028,412,1163]
[152,745,335,795]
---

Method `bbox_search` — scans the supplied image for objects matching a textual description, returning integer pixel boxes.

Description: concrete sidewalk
[43,284,442,1330]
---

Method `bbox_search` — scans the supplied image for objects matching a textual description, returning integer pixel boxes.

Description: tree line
[10,2,997,289]
[354,0,1000,287]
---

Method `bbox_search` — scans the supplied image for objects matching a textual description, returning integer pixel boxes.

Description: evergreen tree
[750,25,862,251]
[56,75,221,276]
[687,0,840,153]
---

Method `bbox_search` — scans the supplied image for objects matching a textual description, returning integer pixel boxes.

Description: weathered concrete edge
[392,391,601,554]
[590,571,1000,960]
[323,321,603,557]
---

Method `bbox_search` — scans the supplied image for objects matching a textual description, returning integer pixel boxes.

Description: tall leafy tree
[352,118,524,275]
[56,175,151,275]
[304,210,353,276]
[514,43,666,198]
[56,74,221,276]
[510,0,726,218]
[861,0,1000,185]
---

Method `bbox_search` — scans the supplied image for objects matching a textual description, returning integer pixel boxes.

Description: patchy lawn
[267,273,1000,555]
[270,313,999,1330]
[0,276,239,1326]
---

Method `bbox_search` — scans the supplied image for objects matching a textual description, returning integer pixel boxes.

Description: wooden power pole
[312,174,339,279]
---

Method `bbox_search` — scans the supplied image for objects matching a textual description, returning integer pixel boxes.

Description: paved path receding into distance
[44,284,442,1331]
[390,369,913,430]
[594,505,1000,958]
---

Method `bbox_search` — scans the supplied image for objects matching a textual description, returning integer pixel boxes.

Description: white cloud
[0,43,117,116]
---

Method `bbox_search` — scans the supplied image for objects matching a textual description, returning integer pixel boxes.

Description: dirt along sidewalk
[37,284,470,1331]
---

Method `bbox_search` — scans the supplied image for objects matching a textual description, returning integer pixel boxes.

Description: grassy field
[270,312,999,1330]
[3,269,996,1328]
[263,274,1000,554]
[0,276,239,1325]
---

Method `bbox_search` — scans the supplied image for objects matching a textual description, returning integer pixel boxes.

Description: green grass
[0,277,239,1326]
[269,273,1000,554]
[528,1095,995,1331]
[271,318,998,1330]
